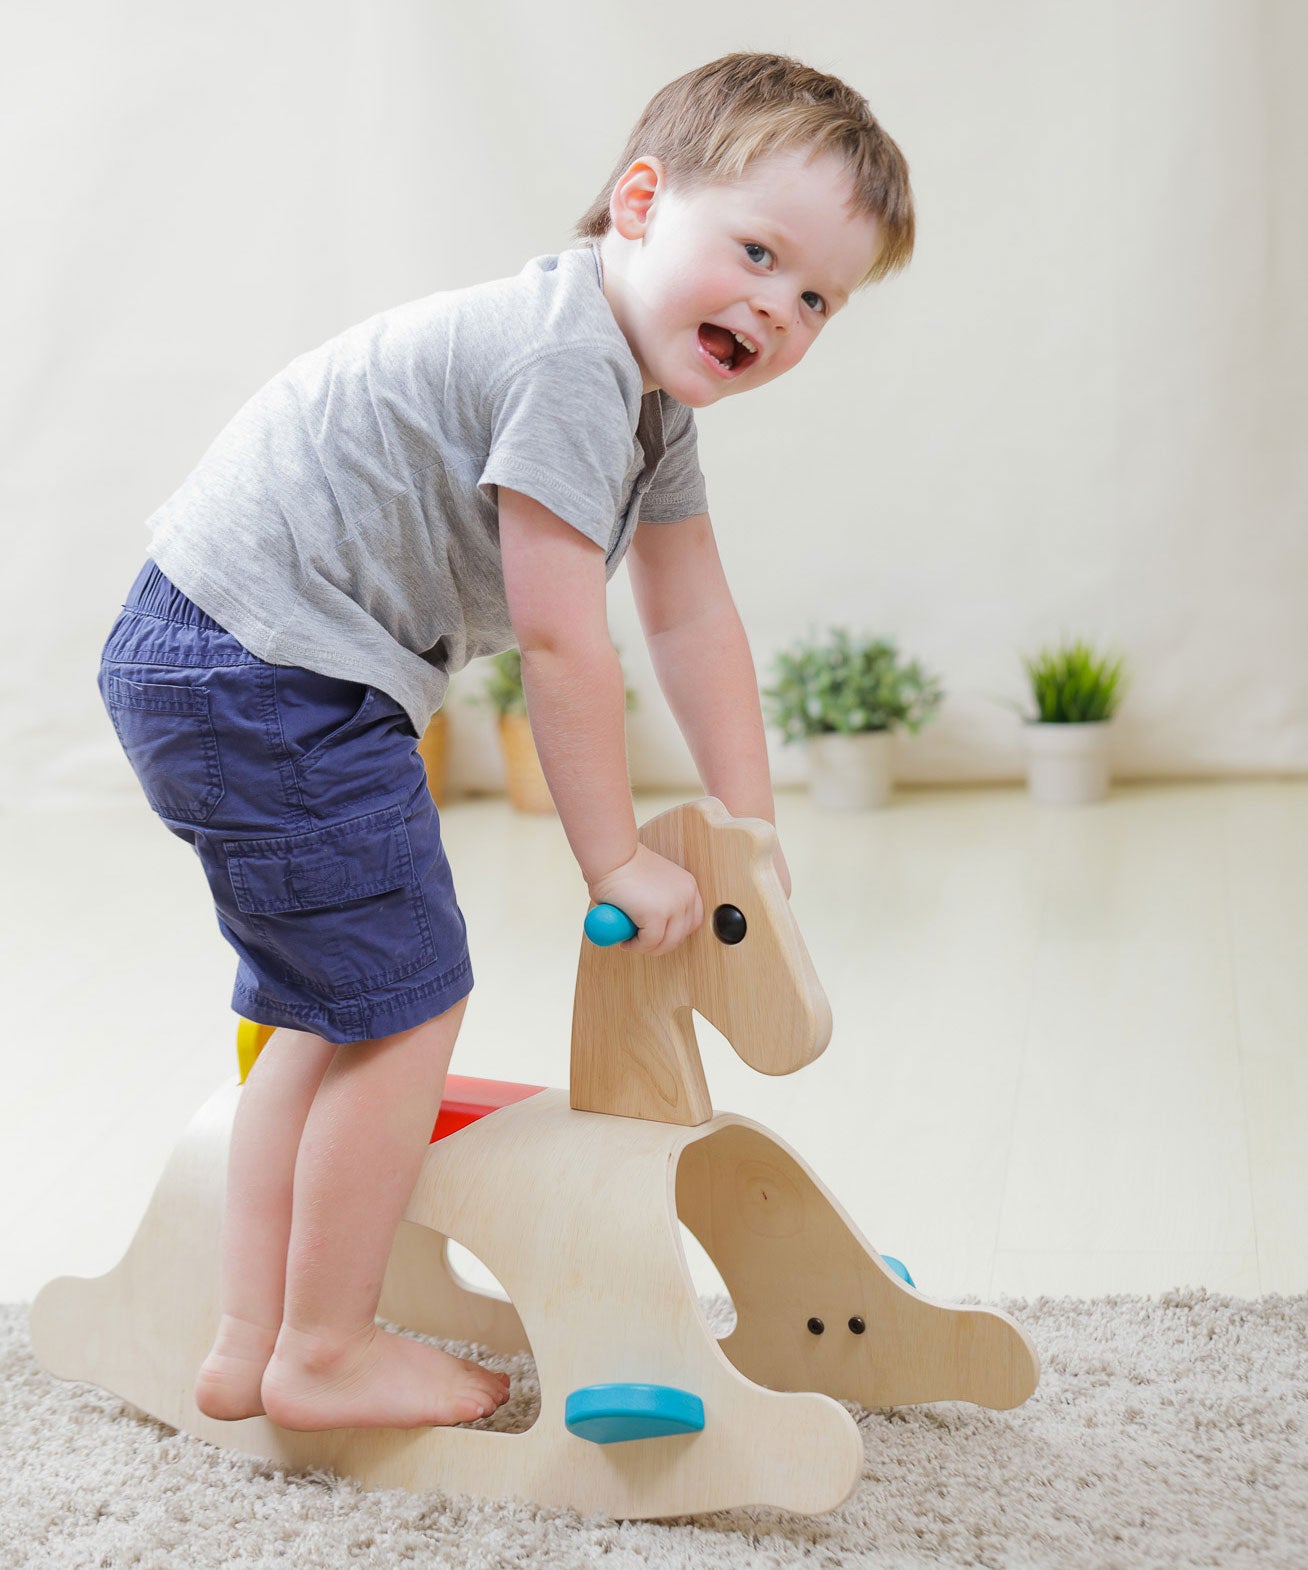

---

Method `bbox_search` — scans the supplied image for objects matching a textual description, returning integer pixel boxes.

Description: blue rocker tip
[565,1382,705,1444]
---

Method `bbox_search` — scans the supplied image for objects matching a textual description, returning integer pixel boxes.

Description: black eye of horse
[712,904,747,944]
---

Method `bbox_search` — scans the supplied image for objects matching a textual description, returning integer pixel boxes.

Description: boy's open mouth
[697,322,759,376]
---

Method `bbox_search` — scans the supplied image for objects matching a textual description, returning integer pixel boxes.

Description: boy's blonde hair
[574,52,915,287]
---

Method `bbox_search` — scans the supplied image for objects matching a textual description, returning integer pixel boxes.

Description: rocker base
[30,1080,1038,1519]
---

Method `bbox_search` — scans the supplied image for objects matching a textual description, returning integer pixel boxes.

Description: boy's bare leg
[195,1027,337,1421]
[260,996,512,1431]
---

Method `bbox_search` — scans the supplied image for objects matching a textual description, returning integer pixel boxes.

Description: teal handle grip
[584,903,638,946]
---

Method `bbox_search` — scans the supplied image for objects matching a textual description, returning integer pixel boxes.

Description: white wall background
[2,0,1304,807]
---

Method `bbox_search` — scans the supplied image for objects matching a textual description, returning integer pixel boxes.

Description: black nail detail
[807,1317,825,1335]
[712,904,747,944]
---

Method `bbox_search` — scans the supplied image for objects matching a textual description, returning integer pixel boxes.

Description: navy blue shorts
[98,561,473,1045]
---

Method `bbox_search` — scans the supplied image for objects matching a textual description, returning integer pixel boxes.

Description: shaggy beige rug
[2,1292,1305,1568]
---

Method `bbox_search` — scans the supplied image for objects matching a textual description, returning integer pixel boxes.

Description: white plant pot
[805,731,894,810]
[1024,720,1113,805]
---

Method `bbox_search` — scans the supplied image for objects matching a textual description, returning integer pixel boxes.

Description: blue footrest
[565,1383,705,1445]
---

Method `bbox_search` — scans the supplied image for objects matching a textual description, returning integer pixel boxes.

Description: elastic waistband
[125,559,229,634]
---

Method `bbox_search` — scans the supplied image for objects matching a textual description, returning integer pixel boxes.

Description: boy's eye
[742,242,827,315]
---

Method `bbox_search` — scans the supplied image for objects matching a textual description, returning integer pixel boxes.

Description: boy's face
[598,147,881,406]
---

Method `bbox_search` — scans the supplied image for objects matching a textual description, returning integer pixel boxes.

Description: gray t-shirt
[147,242,709,735]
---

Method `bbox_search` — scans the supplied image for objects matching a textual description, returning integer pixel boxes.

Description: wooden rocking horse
[30,797,1038,1520]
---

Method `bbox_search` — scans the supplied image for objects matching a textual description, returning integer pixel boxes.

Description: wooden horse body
[30,798,1038,1520]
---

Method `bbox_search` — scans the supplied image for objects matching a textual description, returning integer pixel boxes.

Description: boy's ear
[610,156,666,239]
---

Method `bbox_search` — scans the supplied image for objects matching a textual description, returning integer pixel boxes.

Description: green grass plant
[1023,640,1128,723]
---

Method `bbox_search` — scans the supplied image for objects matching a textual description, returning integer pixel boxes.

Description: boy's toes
[480,1377,511,1414]
[462,1396,492,1421]
[458,1357,510,1404]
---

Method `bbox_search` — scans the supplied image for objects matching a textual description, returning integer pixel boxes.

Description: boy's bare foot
[260,1321,512,1431]
[195,1314,279,1421]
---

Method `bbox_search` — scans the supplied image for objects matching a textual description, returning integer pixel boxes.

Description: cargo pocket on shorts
[101,672,225,823]
[224,803,436,996]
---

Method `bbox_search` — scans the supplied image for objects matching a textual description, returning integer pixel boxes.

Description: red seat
[430,1075,546,1143]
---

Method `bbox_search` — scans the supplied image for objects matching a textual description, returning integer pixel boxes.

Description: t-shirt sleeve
[478,345,637,547]
[639,395,710,523]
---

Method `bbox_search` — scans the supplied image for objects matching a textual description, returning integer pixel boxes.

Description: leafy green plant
[474,648,638,717]
[1022,640,1128,723]
[762,628,944,742]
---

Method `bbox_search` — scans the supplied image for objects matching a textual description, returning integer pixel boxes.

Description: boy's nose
[751,303,794,343]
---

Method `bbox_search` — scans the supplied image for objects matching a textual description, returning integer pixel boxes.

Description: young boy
[98,52,913,1433]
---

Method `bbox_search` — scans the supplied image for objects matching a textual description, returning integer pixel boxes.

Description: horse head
[570,798,833,1126]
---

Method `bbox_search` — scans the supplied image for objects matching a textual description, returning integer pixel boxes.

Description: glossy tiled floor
[3,780,1304,1307]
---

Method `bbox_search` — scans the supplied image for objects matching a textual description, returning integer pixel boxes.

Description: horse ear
[730,816,778,865]
[698,799,778,865]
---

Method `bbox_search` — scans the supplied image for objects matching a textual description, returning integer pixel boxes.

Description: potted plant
[762,628,944,809]
[475,648,638,813]
[1020,639,1128,805]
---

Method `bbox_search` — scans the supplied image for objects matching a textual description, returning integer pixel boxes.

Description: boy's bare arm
[497,487,639,882]
[627,514,777,825]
